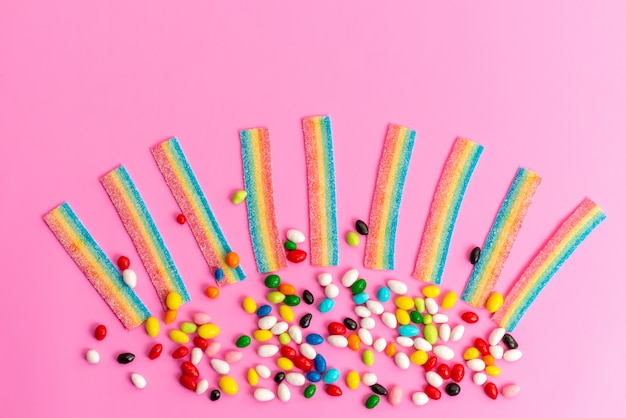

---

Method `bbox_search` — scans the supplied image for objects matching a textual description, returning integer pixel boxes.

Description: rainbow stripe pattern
[44,202,150,329]
[364,124,416,270]
[152,138,246,286]
[101,166,189,309]
[413,137,484,284]
[302,116,338,266]
[462,167,541,307]
[493,198,605,331]
[241,128,287,273]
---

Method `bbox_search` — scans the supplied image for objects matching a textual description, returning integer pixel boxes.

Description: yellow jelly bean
[277,357,294,370]
[486,292,504,313]
[422,285,440,298]
[247,368,259,386]
[166,291,182,310]
[463,347,480,361]
[169,329,189,344]
[145,316,160,338]
[242,297,257,314]
[485,365,501,377]
[197,323,220,339]
[414,297,425,313]
[279,333,291,345]
[396,309,411,325]
[253,329,273,342]
[279,305,294,322]
[441,291,457,310]
[219,376,238,395]
[394,296,415,310]
[164,309,177,324]
[410,350,428,365]
[346,371,360,390]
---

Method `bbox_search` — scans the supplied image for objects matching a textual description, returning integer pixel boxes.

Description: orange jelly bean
[225,252,240,268]
[164,309,177,324]
[347,334,361,351]
[205,286,220,299]
[385,342,397,357]
[483,354,495,366]
[278,283,297,296]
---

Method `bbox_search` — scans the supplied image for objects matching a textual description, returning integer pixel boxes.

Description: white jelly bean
[210,359,230,375]
[341,269,359,287]
[255,364,271,379]
[354,306,371,318]
[288,326,303,344]
[327,335,348,348]
[425,298,439,314]
[381,312,397,329]
[413,337,432,352]
[254,388,275,402]
[196,378,209,395]
[433,345,454,361]
[503,348,523,362]
[394,352,410,370]
[473,372,487,386]
[396,336,414,348]
[258,315,278,330]
[439,324,451,342]
[373,338,387,352]
[317,273,333,287]
[450,325,465,342]
[257,344,279,357]
[358,328,373,346]
[366,300,384,315]
[299,343,317,360]
[191,347,203,365]
[467,358,486,372]
[122,269,137,288]
[360,317,375,330]
[488,327,506,346]
[324,284,340,299]
[362,372,378,386]
[271,321,288,335]
[426,371,443,387]
[130,373,146,389]
[86,349,100,364]
[432,313,448,323]
[277,382,291,402]
[489,345,504,360]
[412,392,429,406]
[286,229,305,244]
[387,279,408,295]
[285,372,305,386]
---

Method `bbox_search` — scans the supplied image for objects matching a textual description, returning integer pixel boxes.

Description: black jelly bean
[117,352,135,364]
[445,382,461,396]
[299,313,313,328]
[470,246,481,264]
[355,220,369,236]
[302,289,314,305]
[371,383,388,396]
[210,389,221,401]
[274,372,286,383]
[502,334,518,349]
[343,317,358,331]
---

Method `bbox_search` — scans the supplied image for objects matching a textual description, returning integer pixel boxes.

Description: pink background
[2,1,625,416]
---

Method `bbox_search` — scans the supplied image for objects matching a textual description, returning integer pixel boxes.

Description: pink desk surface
[2,1,624,417]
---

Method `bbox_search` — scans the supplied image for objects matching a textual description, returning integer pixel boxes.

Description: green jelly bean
[264,274,281,289]
[410,310,423,324]
[236,335,251,348]
[267,291,286,304]
[363,349,374,366]
[231,190,247,205]
[346,231,360,247]
[423,314,432,325]
[284,295,301,306]
[351,279,367,295]
[366,394,380,409]
[415,297,425,313]
[279,333,291,345]
[424,324,438,345]
[180,322,197,334]
[304,384,316,398]
[284,240,297,251]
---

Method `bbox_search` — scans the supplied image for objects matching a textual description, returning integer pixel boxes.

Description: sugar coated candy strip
[44,202,150,329]
[101,166,189,309]
[302,115,339,267]
[364,124,416,270]
[413,137,484,283]
[493,198,605,331]
[152,138,246,287]
[462,168,541,307]
[240,128,287,273]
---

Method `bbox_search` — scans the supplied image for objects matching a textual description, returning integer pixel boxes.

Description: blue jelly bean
[314,354,327,373]
[306,371,321,382]
[305,333,324,345]
[318,298,335,313]
[323,368,340,384]
[377,286,390,302]
[214,268,224,281]
[398,325,420,337]
[256,304,272,317]
[353,292,369,305]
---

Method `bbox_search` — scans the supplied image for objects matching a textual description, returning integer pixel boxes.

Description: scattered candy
[486,292,504,313]
[325,384,342,396]
[365,394,380,409]
[148,343,163,360]
[210,389,221,401]
[172,346,188,359]
[205,286,220,299]
[484,382,498,399]
[122,269,137,288]
[117,352,135,364]
[346,232,360,247]
[117,256,131,270]
[461,311,479,323]
[277,382,291,401]
[470,246,481,264]
[412,392,429,406]
[219,376,238,395]
[355,220,369,235]
[254,388,275,402]
[502,333,519,349]
[225,252,240,268]
[502,384,521,398]
[86,349,100,364]
[94,325,107,341]
[131,373,147,389]
[503,349,523,362]
[196,379,209,395]
[231,190,247,205]
[473,372,487,386]
[287,249,307,263]
[445,382,461,396]
[176,214,187,224]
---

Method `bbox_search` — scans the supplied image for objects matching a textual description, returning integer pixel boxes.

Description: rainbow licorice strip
[413,137,484,284]
[302,116,339,267]
[364,124,416,270]
[241,128,287,273]
[44,202,150,329]
[493,198,605,331]
[101,166,189,309]
[152,138,246,287]
[462,167,541,307]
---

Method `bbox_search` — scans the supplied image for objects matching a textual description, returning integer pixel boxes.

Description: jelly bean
[131,373,146,389]
[395,309,410,326]
[346,231,360,247]
[377,286,391,302]
[214,269,224,282]
[325,384,342,396]
[451,364,465,382]
[347,334,361,351]
[286,372,306,386]
[327,335,348,348]
[209,389,221,401]
[255,364,271,379]
[211,359,230,375]
[197,324,220,339]
[439,324,451,342]
[304,384,316,398]
[281,345,297,359]
[279,283,297,296]
[325,322,345,335]
[224,350,243,363]
[371,383,388,395]
[412,392,429,406]
[264,274,281,288]
[243,297,257,314]
[461,311,479,323]
[502,334,519,349]
[410,350,428,365]
[488,327,506,346]
[433,345,454,361]
[85,349,99,364]
[422,285,440,298]
[424,356,438,371]
[191,312,210,325]
[385,343,397,357]
[343,317,357,331]
[483,354,495,366]
[398,325,420,337]
[95,324,107,341]
[234,335,250,348]
[258,315,278,330]
[318,298,335,313]
[484,382,498,399]
[475,338,490,355]
[182,361,200,378]
[219,376,238,395]
[353,292,369,305]
[362,372,378,386]
[410,310,424,324]
[314,354,326,373]
[304,333,322,346]
[356,220,369,235]
[287,326,302,344]
[426,371,443,388]
[473,372,487,386]
[172,346,188,359]
[360,317,375,330]
[425,298,439,315]
[258,344,279,358]
[490,345,504,360]
[450,325,465,342]
[502,384,521,398]
[247,368,259,386]
[179,375,197,391]
[358,328,373,346]
[470,246,481,264]
[346,371,360,390]
[395,296,414,310]
[388,385,403,406]
[205,286,220,299]
[351,279,367,295]
[485,365,501,377]
[355,305,371,318]
[424,324,438,344]
[274,371,286,383]
[205,341,221,356]
[396,337,413,349]
[365,394,380,409]
[166,292,182,310]
[277,382,291,402]
[115,256,130,271]
[437,364,451,379]
[196,379,209,395]
[324,284,339,299]
[277,357,294,371]
[180,322,197,334]
[422,314,433,325]
[225,252,239,268]
[253,388,275,402]
[441,291,457,310]
[363,349,375,366]
[300,343,317,360]
[294,356,313,371]
[341,269,359,287]
[257,304,272,317]
[425,385,441,400]
[486,292,503,313]
[148,343,163,360]
[284,240,297,251]
[117,352,135,364]
[286,229,305,243]
[286,249,307,263]
[395,352,410,370]
[503,348,523,362]
[463,347,480,360]
[299,313,313,329]
[433,314,448,323]
[445,382,461,396]
[280,305,295,322]
[231,190,247,205]
[275,326,290,338]
[191,347,203,365]
[387,279,408,295]
[192,341,207,356]
[267,291,285,304]
[318,272,333,286]
[382,312,397,329]
[415,297,426,313]
[363,301,381,315]
[253,329,272,342]
[164,309,177,324]
[121,268,136,287]
[467,359,486,372]
[302,290,314,305]
[323,368,340,384]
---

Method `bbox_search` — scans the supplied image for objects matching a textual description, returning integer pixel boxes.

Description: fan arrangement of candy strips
[44,116,606,406]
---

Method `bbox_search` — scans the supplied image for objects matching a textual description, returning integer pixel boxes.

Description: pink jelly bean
[192,312,211,325]
[224,350,243,363]
[204,341,221,357]
[388,385,403,406]
[502,384,521,398]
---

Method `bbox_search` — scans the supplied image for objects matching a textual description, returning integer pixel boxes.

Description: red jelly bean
[475,338,489,355]
[423,356,438,371]
[176,214,187,224]
[172,346,189,359]
[294,356,313,371]
[437,364,451,380]
[327,322,347,335]
[485,382,498,399]
[148,343,163,360]
[179,375,197,391]
[451,364,465,382]
[181,361,200,378]
[193,337,209,350]
[117,256,130,270]
[94,324,107,341]
[461,311,479,323]
[280,346,297,360]
[425,385,442,400]
[286,249,307,263]
[325,384,342,396]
